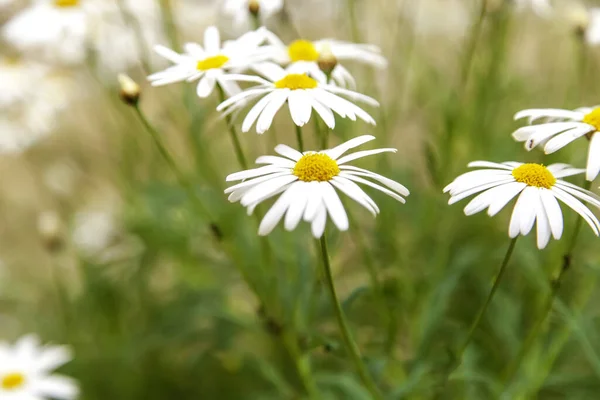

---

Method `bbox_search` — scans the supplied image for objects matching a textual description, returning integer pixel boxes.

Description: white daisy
[216,63,378,134]
[513,106,600,181]
[225,135,409,238]
[255,30,387,88]
[444,161,600,249]
[148,26,268,98]
[222,0,283,30]
[581,8,600,45]
[0,334,78,400]
[0,57,46,108]
[2,0,89,65]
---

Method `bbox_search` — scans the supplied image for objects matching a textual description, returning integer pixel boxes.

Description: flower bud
[248,0,260,17]
[38,211,64,252]
[118,73,140,106]
[566,6,590,39]
[317,45,337,77]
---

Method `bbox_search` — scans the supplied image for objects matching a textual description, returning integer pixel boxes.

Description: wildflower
[217,63,378,133]
[148,26,268,98]
[225,135,409,237]
[222,0,283,29]
[513,107,600,181]
[514,0,553,16]
[0,334,78,400]
[444,161,600,249]
[256,31,387,88]
[118,73,141,106]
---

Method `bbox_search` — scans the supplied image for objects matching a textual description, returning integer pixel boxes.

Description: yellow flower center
[274,74,318,90]
[512,163,556,189]
[196,55,229,71]
[1,373,26,391]
[583,107,600,131]
[288,40,320,62]
[293,153,340,182]
[54,0,79,7]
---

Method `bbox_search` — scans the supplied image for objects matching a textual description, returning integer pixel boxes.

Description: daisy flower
[514,0,553,16]
[225,135,409,238]
[148,26,268,98]
[256,30,387,88]
[0,334,78,400]
[216,63,378,134]
[2,0,88,65]
[444,161,600,249]
[513,106,600,181]
[222,0,283,30]
[0,57,46,108]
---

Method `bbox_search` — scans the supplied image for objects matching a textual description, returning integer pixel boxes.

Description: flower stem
[502,181,592,384]
[133,104,214,222]
[158,0,180,50]
[217,84,248,169]
[319,236,383,400]
[460,0,488,89]
[115,0,151,73]
[295,124,305,152]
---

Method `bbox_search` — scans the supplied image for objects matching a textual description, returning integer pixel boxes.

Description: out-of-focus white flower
[72,210,119,257]
[0,334,78,400]
[2,0,89,65]
[0,58,46,108]
[43,161,80,198]
[217,63,378,133]
[257,31,387,88]
[513,0,553,16]
[222,0,283,30]
[148,26,269,98]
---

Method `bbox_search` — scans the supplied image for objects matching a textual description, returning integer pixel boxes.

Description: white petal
[35,376,79,400]
[196,76,216,98]
[487,182,527,216]
[330,177,379,216]
[543,125,594,154]
[540,188,563,239]
[184,42,205,58]
[242,90,278,132]
[153,45,185,63]
[336,148,397,164]
[258,183,299,235]
[226,165,289,181]
[326,135,376,160]
[225,172,290,197]
[320,182,349,231]
[287,90,312,127]
[586,132,600,181]
[514,108,584,122]
[509,189,529,238]
[37,346,72,371]
[255,155,296,167]
[306,96,335,129]
[339,166,409,196]
[284,183,309,231]
[467,161,514,170]
[240,174,299,206]
[257,90,289,133]
[551,186,600,235]
[535,191,552,249]
[448,179,515,205]
[204,26,221,54]
[323,85,380,107]
[518,187,538,236]
[217,87,272,111]
[311,206,328,238]
[274,144,303,161]
[303,181,322,221]
[340,173,406,203]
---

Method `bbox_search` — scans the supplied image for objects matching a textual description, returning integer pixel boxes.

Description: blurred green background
[1,0,600,398]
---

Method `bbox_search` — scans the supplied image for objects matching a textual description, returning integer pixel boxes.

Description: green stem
[319,236,383,399]
[217,84,249,169]
[502,181,592,384]
[295,125,305,152]
[133,104,213,221]
[459,0,489,89]
[158,0,180,50]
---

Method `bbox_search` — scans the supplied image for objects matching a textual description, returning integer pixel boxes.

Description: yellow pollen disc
[512,163,556,189]
[288,40,320,62]
[583,107,600,131]
[293,153,340,182]
[196,55,229,71]
[274,74,318,90]
[2,373,26,391]
[54,0,79,7]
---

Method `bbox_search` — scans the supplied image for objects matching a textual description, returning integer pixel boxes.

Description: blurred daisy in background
[222,0,283,30]
[256,30,387,88]
[444,161,600,249]
[217,63,378,133]
[0,57,46,108]
[225,135,409,237]
[0,334,78,400]
[148,26,269,98]
[513,107,600,181]
[513,0,553,16]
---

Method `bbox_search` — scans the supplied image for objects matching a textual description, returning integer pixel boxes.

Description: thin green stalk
[460,0,489,89]
[319,236,383,400]
[502,181,592,384]
[295,124,305,152]
[217,84,248,169]
[115,0,151,73]
[282,331,320,399]
[133,104,213,221]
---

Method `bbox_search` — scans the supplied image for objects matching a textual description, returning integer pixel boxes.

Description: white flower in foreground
[2,0,88,65]
[513,107,600,181]
[148,26,267,98]
[225,135,409,237]
[444,161,600,249]
[0,334,78,400]
[217,63,378,133]
[223,0,283,29]
[256,31,387,88]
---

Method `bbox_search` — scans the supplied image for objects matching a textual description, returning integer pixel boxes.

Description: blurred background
[1,0,600,398]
